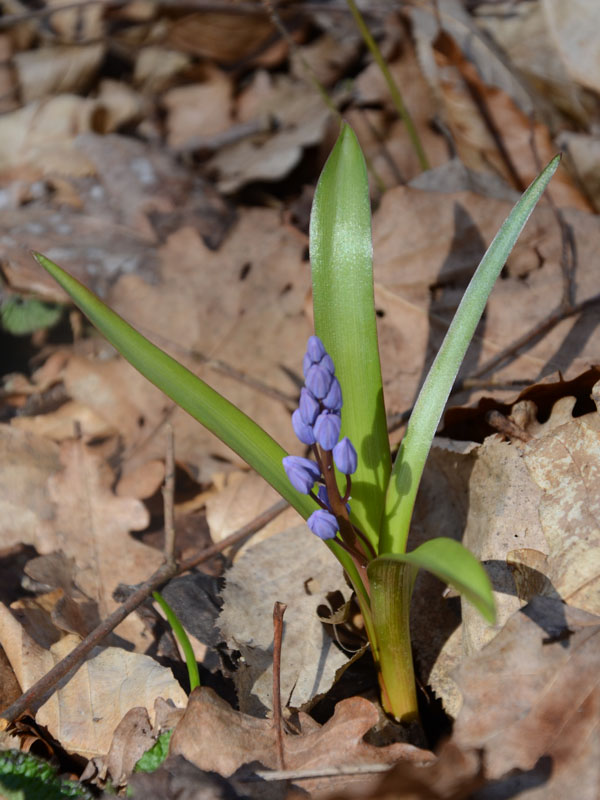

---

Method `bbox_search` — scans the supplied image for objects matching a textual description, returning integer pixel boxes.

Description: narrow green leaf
[33,253,369,597]
[153,591,199,692]
[370,537,496,624]
[310,123,391,549]
[33,253,314,520]
[380,155,561,554]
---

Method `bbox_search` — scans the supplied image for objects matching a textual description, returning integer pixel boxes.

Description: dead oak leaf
[170,686,433,795]
[46,439,161,643]
[452,597,600,798]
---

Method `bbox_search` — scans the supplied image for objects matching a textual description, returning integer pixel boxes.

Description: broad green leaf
[369,537,496,624]
[33,254,367,595]
[380,155,561,555]
[310,123,391,550]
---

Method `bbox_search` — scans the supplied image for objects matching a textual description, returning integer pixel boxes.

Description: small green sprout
[34,123,559,722]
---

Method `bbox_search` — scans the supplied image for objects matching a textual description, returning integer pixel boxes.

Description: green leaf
[369,537,496,624]
[310,123,391,550]
[153,591,200,691]
[1,295,63,335]
[34,253,369,602]
[134,730,173,773]
[380,155,561,555]
[34,252,315,521]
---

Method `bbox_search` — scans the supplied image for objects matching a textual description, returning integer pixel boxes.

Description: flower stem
[368,558,419,721]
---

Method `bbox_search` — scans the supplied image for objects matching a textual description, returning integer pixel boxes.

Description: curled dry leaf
[453,596,600,798]
[461,377,600,654]
[170,686,434,796]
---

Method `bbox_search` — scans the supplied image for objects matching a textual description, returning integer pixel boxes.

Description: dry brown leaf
[133,47,191,94]
[432,31,590,210]
[453,597,600,798]
[107,209,311,479]
[11,400,116,441]
[207,72,334,193]
[45,440,160,641]
[165,11,278,67]
[0,425,61,547]
[43,0,105,42]
[289,32,362,88]
[205,470,300,554]
[460,379,600,657]
[0,95,97,175]
[558,131,600,212]
[218,527,353,715]
[325,741,484,800]
[95,79,146,133]
[352,45,448,185]
[0,604,187,757]
[14,44,105,103]
[372,181,600,415]
[542,0,600,94]
[163,68,233,150]
[104,707,155,786]
[116,459,165,500]
[472,0,589,124]
[170,687,434,795]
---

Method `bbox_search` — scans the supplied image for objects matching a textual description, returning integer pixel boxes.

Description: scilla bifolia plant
[35,124,559,722]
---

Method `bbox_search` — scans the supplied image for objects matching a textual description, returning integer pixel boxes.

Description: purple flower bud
[317,485,331,509]
[302,352,312,378]
[305,364,333,399]
[307,509,338,540]
[314,411,341,450]
[319,353,335,374]
[299,388,319,425]
[306,335,327,364]
[282,456,321,494]
[333,437,358,475]
[322,377,342,411]
[292,409,316,445]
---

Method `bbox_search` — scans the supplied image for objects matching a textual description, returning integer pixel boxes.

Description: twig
[162,425,176,566]
[272,601,287,771]
[242,763,394,781]
[0,498,289,727]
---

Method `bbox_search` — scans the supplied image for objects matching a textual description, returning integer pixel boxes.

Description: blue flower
[333,437,357,475]
[314,411,341,450]
[306,335,327,363]
[322,376,342,411]
[305,363,333,399]
[299,388,320,425]
[282,456,321,494]
[307,509,339,540]
[291,409,317,445]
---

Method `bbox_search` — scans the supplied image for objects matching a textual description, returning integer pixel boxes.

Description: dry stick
[272,601,287,771]
[0,498,289,728]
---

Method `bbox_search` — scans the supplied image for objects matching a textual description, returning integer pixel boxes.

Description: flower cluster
[282,336,358,542]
